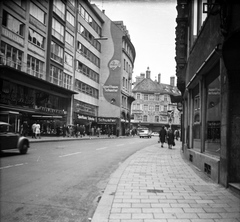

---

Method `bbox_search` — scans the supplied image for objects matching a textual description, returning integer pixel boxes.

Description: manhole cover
[147,189,164,193]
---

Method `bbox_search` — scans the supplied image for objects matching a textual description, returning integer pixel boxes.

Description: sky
[91,0,177,85]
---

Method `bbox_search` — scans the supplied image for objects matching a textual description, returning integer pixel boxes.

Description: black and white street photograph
[0,0,240,221]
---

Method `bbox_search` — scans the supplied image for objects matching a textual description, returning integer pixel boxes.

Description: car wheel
[19,142,28,154]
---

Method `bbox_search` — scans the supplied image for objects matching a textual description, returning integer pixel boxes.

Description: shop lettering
[98,118,116,123]
[38,106,64,114]
[103,85,118,92]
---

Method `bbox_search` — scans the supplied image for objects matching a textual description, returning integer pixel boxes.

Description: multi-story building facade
[131,68,181,133]
[175,0,240,190]
[0,0,135,136]
[91,6,136,136]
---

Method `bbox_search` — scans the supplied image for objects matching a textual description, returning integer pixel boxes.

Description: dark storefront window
[205,75,221,156]
[192,84,201,150]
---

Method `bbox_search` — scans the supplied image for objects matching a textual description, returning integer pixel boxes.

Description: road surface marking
[0,163,27,170]
[96,147,108,150]
[59,152,82,158]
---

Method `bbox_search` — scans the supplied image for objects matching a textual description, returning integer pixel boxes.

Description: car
[138,129,152,138]
[0,121,30,154]
[151,132,159,137]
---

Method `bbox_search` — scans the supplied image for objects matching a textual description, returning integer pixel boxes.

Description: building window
[149,105,154,111]
[78,4,102,36]
[78,23,101,52]
[50,66,63,86]
[68,0,75,7]
[164,105,167,112]
[144,94,148,100]
[65,31,74,46]
[30,2,45,24]
[192,84,201,150]
[63,73,72,90]
[136,104,140,110]
[77,42,100,67]
[53,0,65,20]
[0,41,23,70]
[66,11,74,26]
[155,94,160,101]
[64,52,73,67]
[75,80,99,99]
[52,18,64,42]
[143,115,148,122]
[155,105,160,112]
[77,61,99,83]
[149,95,154,100]
[155,116,159,122]
[137,93,140,100]
[144,104,148,111]
[205,74,221,155]
[164,94,168,101]
[28,28,45,48]
[2,10,24,37]
[51,41,63,64]
[13,0,26,9]
[27,55,44,79]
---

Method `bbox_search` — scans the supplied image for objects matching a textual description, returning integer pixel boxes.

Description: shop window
[143,115,148,122]
[205,76,221,156]
[192,84,201,150]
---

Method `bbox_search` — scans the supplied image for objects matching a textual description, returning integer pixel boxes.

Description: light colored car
[151,132,159,137]
[139,129,152,138]
[0,121,30,154]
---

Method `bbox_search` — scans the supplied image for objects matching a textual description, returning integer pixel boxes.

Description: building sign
[74,100,97,116]
[103,85,118,92]
[77,114,96,121]
[98,117,117,124]
[109,60,121,70]
[38,106,65,115]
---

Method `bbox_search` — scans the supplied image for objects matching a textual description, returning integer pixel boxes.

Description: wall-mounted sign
[103,85,118,92]
[109,60,121,70]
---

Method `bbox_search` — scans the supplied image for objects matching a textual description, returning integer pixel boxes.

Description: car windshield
[0,124,14,133]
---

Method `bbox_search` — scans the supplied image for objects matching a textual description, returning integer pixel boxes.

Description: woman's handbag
[173,141,175,146]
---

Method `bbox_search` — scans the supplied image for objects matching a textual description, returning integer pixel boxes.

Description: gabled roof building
[131,67,181,132]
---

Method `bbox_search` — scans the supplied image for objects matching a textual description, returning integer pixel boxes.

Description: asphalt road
[0,136,157,222]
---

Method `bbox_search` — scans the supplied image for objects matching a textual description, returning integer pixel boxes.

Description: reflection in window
[205,76,221,155]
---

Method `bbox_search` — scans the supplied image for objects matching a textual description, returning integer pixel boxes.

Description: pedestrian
[22,121,28,137]
[32,122,37,138]
[35,122,41,139]
[63,124,67,137]
[175,129,180,140]
[96,127,101,137]
[75,124,80,138]
[167,128,175,149]
[159,126,167,148]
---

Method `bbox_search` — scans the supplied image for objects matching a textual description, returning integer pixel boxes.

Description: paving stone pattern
[92,142,240,222]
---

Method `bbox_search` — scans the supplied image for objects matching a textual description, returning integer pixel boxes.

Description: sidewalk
[28,134,120,143]
[91,141,240,222]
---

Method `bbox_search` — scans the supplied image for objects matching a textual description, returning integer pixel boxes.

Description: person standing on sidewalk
[35,122,41,139]
[167,127,175,149]
[159,126,167,148]
[32,122,37,138]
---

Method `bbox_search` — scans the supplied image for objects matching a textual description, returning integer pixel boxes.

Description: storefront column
[189,90,193,148]
[201,78,207,153]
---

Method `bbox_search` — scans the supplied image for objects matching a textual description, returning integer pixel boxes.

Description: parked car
[0,121,30,154]
[151,132,159,137]
[138,128,152,138]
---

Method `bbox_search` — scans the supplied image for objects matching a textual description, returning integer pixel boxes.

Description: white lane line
[0,163,27,170]
[96,147,108,151]
[59,152,82,158]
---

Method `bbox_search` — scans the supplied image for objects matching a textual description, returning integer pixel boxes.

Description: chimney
[146,67,151,79]
[158,73,161,84]
[140,73,145,78]
[170,76,175,86]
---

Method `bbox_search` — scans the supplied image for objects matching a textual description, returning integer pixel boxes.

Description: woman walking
[167,128,175,149]
[159,126,167,148]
